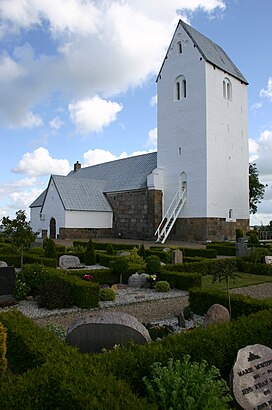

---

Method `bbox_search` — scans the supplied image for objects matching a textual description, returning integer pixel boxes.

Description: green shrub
[64,268,118,285]
[182,248,217,259]
[14,277,30,300]
[146,257,161,275]
[154,281,170,292]
[84,239,96,265]
[64,275,100,309]
[189,288,272,318]
[106,243,114,255]
[159,269,202,290]
[28,247,45,255]
[18,264,57,294]
[143,356,231,409]
[23,253,57,267]
[37,278,74,310]
[97,252,119,267]
[206,243,236,256]
[44,323,66,342]
[110,258,129,275]
[0,254,21,267]
[236,228,244,241]
[127,247,145,264]
[247,230,260,246]
[43,237,57,259]
[237,260,272,276]
[243,247,270,264]
[0,322,7,375]
[99,288,116,301]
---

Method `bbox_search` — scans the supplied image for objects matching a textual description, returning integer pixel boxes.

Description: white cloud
[82,147,155,167]
[0,0,226,126]
[18,111,43,128]
[12,147,71,176]
[146,127,157,148]
[49,116,64,130]
[0,53,25,83]
[250,102,263,111]
[260,77,272,101]
[69,96,123,134]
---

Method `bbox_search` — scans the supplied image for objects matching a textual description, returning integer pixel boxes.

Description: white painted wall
[157,23,207,217]
[30,206,46,236]
[157,21,249,221]
[206,65,249,220]
[41,178,66,237]
[65,210,112,228]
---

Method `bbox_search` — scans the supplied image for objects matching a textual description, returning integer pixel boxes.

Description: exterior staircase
[155,188,186,244]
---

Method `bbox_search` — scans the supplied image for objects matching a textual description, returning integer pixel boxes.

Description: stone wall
[169,217,249,242]
[106,189,162,240]
[59,227,113,240]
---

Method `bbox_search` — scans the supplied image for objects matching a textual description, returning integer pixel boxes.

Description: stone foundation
[106,189,162,240]
[168,217,249,242]
[59,228,113,240]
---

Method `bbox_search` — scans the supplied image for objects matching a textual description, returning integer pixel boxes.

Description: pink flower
[82,274,94,281]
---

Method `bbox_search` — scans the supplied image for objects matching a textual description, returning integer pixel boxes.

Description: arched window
[223,77,232,100]
[175,75,186,101]
[177,41,182,54]
[228,209,233,220]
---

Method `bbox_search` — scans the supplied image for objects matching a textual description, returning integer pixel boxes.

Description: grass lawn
[202,273,272,292]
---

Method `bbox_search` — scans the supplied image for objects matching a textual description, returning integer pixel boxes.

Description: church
[30,20,249,243]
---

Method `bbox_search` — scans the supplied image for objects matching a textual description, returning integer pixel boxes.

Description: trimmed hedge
[94,309,272,395]
[0,321,7,375]
[0,311,153,409]
[181,248,217,259]
[73,241,139,251]
[0,254,21,267]
[158,269,202,290]
[206,243,236,256]
[189,287,272,318]
[163,258,239,276]
[237,260,272,276]
[64,268,118,285]
[63,275,100,309]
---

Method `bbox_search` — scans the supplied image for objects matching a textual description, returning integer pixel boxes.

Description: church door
[49,218,56,239]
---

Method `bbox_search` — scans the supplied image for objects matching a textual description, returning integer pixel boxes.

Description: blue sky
[0,0,272,226]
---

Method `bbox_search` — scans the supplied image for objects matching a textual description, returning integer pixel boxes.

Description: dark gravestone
[0,267,16,296]
[231,344,272,410]
[66,312,151,353]
[235,238,248,257]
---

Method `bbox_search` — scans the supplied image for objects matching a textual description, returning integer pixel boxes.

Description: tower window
[228,209,233,220]
[175,75,187,101]
[177,41,182,54]
[223,77,232,100]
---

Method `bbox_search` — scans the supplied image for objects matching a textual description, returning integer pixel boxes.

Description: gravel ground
[230,282,272,299]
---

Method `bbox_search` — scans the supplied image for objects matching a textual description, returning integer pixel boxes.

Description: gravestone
[172,249,183,264]
[0,261,8,268]
[0,267,16,296]
[231,344,272,410]
[265,256,272,265]
[202,304,230,327]
[66,312,151,353]
[59,255,83,269]
[235,238,248,257]
[128,273,149,288]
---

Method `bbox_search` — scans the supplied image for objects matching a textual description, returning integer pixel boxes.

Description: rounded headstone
[0,261,8,268]
[128,273,148,288]
[66,311,151,353]
[202,304,230,327]
[231,344,272,410]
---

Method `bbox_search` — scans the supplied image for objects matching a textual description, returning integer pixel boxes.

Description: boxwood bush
[158,269,202,290]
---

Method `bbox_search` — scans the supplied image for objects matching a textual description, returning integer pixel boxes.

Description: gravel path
[33,296,189,329]
[230,283,272,299]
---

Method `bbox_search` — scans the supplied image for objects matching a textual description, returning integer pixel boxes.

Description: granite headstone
[59,255,82,269]
[66,312,151,353]
[231,344,272,410]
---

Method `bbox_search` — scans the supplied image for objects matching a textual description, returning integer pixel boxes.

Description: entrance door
[49,218,56,239]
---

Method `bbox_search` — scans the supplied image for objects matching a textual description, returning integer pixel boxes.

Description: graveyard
[0,237,272,409]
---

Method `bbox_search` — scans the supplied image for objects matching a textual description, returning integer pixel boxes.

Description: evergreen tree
[84,239,96,265]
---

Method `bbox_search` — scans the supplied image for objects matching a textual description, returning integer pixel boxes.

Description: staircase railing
[155,188,186,244]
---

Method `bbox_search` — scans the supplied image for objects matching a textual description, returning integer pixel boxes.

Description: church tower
[156,20,249,242]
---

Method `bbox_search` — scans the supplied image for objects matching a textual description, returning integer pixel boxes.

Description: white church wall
[41,179,66,237]
[30,206,47,236]
[157,24,208,218]
[205,64,249,220]
[65,210,112,228]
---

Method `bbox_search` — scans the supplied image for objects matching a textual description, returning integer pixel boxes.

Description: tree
[249,163,267,214]
[1,210,37,267]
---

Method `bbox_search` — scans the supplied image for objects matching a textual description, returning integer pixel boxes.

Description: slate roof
[30,152,157,211]
[69,152,157,192]
[50,175,112,212]
[157,19,248,84]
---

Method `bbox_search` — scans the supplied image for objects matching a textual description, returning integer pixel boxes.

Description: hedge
[64,268,118,285]
[163,258,239,276]
[0,254,21,267]
[158,269,202,290]
[0,322,7,375]
[181,248,217,258]
[23,253,57,267]
[73,241,139,251]
[206,243,236,256]
[189,287,272,318]
[61,275,100,309]
[94,309,272,395]
[237,260,272,276]
[0,311,153,409]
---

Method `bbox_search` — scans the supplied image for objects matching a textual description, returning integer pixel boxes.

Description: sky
[0,0,272,227]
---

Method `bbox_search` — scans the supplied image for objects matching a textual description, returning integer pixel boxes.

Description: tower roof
[157,19,248,85]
